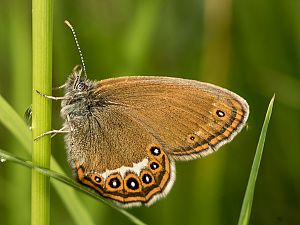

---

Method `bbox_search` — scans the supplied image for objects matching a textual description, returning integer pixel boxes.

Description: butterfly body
[61,66,249,207]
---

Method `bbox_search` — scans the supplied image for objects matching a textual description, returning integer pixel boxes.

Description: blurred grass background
[0,0,299,225]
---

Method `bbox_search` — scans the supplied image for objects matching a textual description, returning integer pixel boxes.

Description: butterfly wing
[65,75,248,207]
[66,104,175,207]
[94,76,249,160]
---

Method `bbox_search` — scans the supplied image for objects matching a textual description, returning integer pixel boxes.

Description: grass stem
[31,1,53,225]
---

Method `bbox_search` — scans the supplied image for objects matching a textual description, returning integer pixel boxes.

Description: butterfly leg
[35,89,67,100]
[34,127,70,141]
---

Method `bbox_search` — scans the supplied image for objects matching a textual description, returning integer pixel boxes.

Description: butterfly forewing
[94,76,249,160]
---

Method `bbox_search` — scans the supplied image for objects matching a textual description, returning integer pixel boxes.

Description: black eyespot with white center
[94,176,101,183]
[150,146,161,156]
[190,136,195,141]
[142,174,152,184]
[108,177,121,189]
[216,110,225,117]
[150,162,159,170]
[126,178,139,190]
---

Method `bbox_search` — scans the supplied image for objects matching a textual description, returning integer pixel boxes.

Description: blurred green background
[0,0,299,225]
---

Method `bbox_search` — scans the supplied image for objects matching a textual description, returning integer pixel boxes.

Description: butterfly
[35,21,249,208]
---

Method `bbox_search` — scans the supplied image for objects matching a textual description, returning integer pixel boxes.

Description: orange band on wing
[75,147,172,205]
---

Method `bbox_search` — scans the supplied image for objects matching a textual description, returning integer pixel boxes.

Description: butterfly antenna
[64,20,87,79]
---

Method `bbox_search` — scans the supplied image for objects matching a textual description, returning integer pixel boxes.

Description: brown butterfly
[36,21,249,208]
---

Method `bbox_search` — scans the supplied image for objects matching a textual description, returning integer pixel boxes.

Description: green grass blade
[238,95,275,225]
[0,148,147,225]
[0,95,31,150]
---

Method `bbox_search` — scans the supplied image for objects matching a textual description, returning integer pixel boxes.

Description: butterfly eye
[76,82,87,91]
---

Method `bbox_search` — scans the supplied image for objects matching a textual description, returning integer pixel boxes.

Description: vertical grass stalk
[31,1,53,225]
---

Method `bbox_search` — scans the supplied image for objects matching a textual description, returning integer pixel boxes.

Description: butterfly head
[61,65,96,118]
[65,65,88,91]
